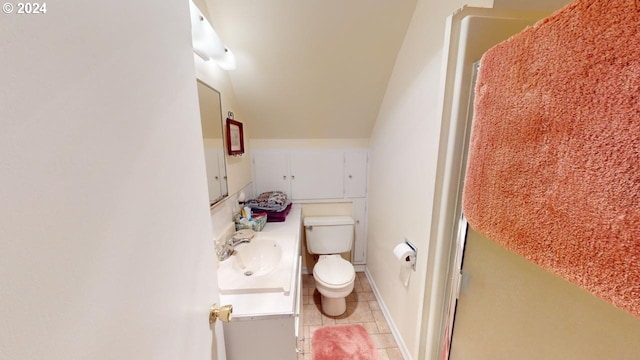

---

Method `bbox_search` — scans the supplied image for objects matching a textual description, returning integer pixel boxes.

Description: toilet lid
[313,256,355,287]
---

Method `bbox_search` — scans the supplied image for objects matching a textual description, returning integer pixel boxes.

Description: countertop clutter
[243,191,293,223]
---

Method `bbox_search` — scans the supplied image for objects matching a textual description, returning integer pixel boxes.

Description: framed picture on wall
[226,118,244,156]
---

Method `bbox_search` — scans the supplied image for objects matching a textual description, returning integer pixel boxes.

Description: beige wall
[366,0,493,358]
[451,228,640,360]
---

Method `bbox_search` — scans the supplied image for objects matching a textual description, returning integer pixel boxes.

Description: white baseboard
[365,267,411,360]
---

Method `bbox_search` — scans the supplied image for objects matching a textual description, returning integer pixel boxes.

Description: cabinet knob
[348,175,353,179]
[291,175,295,180]
[283,175,287,180]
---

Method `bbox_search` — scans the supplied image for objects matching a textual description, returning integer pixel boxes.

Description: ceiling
[204,0,417,139]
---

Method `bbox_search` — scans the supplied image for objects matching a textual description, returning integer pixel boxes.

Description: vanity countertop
[218,204,302,320]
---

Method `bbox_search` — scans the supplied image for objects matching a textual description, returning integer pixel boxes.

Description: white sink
[232,239,282,277]
[217,236,293,295]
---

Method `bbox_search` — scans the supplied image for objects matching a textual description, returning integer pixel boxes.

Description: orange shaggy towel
[463,0,640,318]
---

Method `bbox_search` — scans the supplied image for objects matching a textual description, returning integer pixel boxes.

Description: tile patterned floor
[298,272,403,360]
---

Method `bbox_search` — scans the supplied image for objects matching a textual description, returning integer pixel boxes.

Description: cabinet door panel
[352,198,367,264]
[289,150,344,200]
[345,150,368,198]
[253,149,290,197]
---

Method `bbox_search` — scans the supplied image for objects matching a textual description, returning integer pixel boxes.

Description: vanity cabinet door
[344,150,368,198]
[352,198,367,264]
[253,149,291,197]
[289,149,344,200]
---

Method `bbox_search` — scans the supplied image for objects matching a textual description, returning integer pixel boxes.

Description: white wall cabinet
[345,150,368,198]
[253,149,290,196]
[252,148,368,200]
[289,149,344,199]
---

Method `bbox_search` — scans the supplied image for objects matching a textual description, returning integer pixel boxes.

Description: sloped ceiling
[205,0,417,139]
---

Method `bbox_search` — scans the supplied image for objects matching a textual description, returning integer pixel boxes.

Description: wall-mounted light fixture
[189,0,236,70]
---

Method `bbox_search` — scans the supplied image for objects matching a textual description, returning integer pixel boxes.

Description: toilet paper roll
[393,243,415,267]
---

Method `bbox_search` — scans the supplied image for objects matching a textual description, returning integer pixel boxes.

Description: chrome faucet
[216,240,234,261]
[216,232,253,261]
[228,236,251,247]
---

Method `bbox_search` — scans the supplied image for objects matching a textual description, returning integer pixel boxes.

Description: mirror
[196,79,228,206]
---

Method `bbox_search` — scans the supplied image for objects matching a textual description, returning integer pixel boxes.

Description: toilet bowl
[313,254,356,316]
[304,215,356,316]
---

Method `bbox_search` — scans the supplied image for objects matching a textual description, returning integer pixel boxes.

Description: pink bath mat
[311,324,378,360]
[463,0,640,318]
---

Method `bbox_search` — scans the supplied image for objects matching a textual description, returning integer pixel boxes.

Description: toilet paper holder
[404,239,417,271]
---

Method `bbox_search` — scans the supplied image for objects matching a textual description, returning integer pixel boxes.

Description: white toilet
[304,215,356,316]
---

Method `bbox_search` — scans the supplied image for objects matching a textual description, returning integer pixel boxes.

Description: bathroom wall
[365,0,493,358]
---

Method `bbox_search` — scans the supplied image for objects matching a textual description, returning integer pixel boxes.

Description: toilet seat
[313,255,355,288]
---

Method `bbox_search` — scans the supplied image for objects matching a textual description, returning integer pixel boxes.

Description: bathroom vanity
[218,204,302,360]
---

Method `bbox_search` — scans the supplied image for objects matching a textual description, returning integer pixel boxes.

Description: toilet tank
[304,216,354,254]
